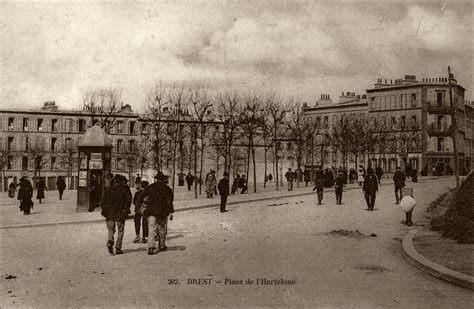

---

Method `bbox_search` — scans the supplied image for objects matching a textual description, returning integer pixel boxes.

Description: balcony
[427,102,451,114]
[427,123,452,137]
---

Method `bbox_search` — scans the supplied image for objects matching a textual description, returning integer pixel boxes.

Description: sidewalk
[0,176,438,229]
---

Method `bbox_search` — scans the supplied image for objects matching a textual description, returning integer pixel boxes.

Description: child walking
[133,180,149,243]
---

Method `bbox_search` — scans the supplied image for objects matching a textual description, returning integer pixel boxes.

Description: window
[391,117,396,129]
[79,120,86,133]
[411,93,417,107]
[130,121,136,134]
[117,139,123,152]
[129,140,135,151]
[65,118,73,132]
[141,123,147,133]
[437,92,443,104]
[51,157,57,170]
[411,116,417,128]
[390,95,395,109]
[370,97,375,111]
[8,137,14,151]
[38,118,43,131]
[38,137,45,150]
[23,137,29,151]
[51,138,57,151]
[287,142,292,151]
[52,119,58,132]
[65,138,72,150]
[22,157,28,171]
[8,117,14,130]
[401,94,406,109]
[7,156,13,170]
[117,121,124,134]
[324,116,329,128]
[23,118,29,131]
[116,157,122,170]
[400,116,406,129]
[437,137,444,151]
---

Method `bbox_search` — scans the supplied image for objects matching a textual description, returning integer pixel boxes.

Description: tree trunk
[252,146,257,193]
[275,143,279,191]
[193,134,198,199]
[263,146,268,189]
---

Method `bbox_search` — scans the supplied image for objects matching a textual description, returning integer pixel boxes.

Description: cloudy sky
[1,1,472,111]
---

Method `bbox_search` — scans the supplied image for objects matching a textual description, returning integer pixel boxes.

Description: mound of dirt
[440,173,474,244]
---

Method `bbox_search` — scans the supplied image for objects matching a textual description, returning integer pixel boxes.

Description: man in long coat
[217,172,230,213]
[101,175,132,254]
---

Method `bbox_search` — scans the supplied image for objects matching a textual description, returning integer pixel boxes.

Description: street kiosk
[76,125,112,212]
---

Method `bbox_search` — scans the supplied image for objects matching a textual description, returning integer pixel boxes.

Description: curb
[402,228,474,290]
[0,181,391,230]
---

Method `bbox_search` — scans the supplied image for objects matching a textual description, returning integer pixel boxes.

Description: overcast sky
[1,1,472,111]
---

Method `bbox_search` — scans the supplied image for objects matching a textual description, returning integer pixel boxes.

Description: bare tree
[303,115,322,179]
[190,87,214,196]
[240,93,264,193]
[29,138,49,181]
[81,88,123,133]
[287,99,308,187]
[213,91,242,176]
[265,94,287,191]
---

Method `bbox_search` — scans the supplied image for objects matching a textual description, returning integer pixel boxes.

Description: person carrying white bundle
[399,195,416,226]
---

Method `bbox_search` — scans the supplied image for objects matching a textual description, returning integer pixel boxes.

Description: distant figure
[36,177,47,204]
[303,169,310,186]
[18,177,34,215]
[205,170,217,198]
[185,172,194,191]
[363,168,378,211]
[324,169,334,188]
[412,169,418,183]
[349,168,356,184]
[101,175,132,255]
[393,167,406,204]
[133,180,149,244]
[218,172,230,213]
[231,174,240,195]
[313,169,324,205]
[268,173,273,183]
[375,166,384,184]
[405,163,413,180]
[56,176,66,200]
[240,175,248,194]
[334,171,345,205]
[285,168,294,191]
[357,165,365,186]
[134,174,141,190]
[8,177,17,198]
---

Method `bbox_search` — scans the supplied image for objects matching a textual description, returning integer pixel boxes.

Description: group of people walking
[9,175,67,215]
[101,172,175,255]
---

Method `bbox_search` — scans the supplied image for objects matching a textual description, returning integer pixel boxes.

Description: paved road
[1,177,472,308]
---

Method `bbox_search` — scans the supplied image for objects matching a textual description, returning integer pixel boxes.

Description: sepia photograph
[0,0,473,308]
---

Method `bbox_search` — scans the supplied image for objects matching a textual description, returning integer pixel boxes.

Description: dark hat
[154,172,166,181]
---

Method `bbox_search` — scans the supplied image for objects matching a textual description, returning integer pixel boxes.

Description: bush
[441,172,474,244]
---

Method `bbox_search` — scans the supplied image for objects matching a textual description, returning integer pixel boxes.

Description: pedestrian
[324,168,334,188]
[285,168,294,191]
[101,175,132,255]
[142,172,174,255]
[375,166,384,184]
[240,175,248,194]
[36,177,47,204]
[303,169,310,187]
[399,194,416,227]
[231,174,240,195]
[349,168,356,184]
[134,174,141,190]
[205,169,217,198]
[218,172,230,212]
[8,177,17,198]
[312,169,324,205]
[18,177,34,215]
[405,163,413,180]
[363,167,378,211]
[185,172,194,191]
[56,176,66,200]
[411,168,418,183]
[133,180,149,244]
[357,165,365,186]
[268,173,273,183]
[393,167,406,204]
[334,171,345,205]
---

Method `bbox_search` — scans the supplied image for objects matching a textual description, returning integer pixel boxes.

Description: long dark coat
[56,178,66,191]
[18,180,34,212]
[36,179,46,200]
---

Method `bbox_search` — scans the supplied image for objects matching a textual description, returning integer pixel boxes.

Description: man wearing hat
[217,172,230,213]
[101,175,132,254]
[142,172,174,255]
